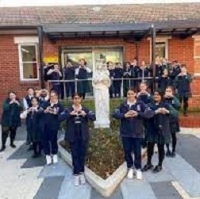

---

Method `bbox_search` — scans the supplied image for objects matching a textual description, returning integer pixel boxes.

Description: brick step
[180,113,200,128]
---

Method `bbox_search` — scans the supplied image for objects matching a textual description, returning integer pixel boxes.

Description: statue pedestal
[94,121,110,129]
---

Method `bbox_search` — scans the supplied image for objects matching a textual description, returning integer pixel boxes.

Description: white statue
[92,63,111,128]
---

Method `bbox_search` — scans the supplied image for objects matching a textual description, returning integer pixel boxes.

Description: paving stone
[150,182,182,199]
[7,143,31,160]
[33,176,64,199]
[39,159,70,178]
[90,186,123,199]
[177,134,200,173]
[21,155,46,168]
[164,154,200,197]
[121,179,157,199]
[58,173,91,199]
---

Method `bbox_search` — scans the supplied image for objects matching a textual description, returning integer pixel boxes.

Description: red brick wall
[0,34,200,113]
[0,34,40,112]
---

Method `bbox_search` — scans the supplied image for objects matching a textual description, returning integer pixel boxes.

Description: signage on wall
[43,56,58,63]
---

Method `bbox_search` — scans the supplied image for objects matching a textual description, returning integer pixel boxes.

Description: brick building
[1,3,200,110]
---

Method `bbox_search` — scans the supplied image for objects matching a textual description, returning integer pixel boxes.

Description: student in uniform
[123,62,132,97]
[164,86,181,157]
[136,60,151,90]
[40,91,64,165]
[157,69,172,93]
[130,58,138,90]
[169,61,181,87]
[175,64,192,116]
[113,62,123,97]
[47,64,62,97]
[107,61,115,98]
[137,82,153,104]
[38,89,49,105]
[59,93,96,186]
[112,88,154,180]
[75,59,92,99]
[137,82,154,148]
[142,90,177,173]
[64,61,75,98]
[23,87,35,146]
[0,91,22,152]
[20,97,42,158]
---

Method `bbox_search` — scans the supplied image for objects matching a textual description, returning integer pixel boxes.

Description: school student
[142,90,177,173]
[137,82,154,148]
[75,59,92,99]
[112,88,154,180]
[41,91,64,165]
[64,61,75,98]
[175,64,193,116]
[0,91,22,152]
[113,63,123,97]
[47,64,62,97]
[23,87,35,146]
[59,93,96,186]
[164,86,181,157]
[123,62,132,97]
[20,97,42,158]
[107,61,115,98]
[157,69,172,93]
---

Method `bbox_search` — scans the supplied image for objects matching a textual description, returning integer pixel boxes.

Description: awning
[43,20,200,40]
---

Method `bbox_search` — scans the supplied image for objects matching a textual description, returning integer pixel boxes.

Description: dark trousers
[147,142,165,167]
[33,141,42,155]
[42,129,58,155]
[113,80,122,97]
[179,96,189,114]
[166,133,177,152]
[70,138,88,175]
[65,82,75,98]
[26,126,32,145]
[121,137,142,169]
[1,126,17,147]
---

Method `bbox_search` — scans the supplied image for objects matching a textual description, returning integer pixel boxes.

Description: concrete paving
[1,126,200,199]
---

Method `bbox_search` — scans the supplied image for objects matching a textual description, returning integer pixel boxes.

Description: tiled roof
[1,3,200,26]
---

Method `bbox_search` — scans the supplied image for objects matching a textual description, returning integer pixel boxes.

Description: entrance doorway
[61,46,123,97]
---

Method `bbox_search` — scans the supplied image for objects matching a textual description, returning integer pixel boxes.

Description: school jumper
[59,106,96,175]
[112,100,154,170]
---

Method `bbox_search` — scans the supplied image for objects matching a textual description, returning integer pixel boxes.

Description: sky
[0,0,200,7]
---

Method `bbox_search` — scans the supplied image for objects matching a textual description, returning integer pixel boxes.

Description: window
[148,37,171,62]
[18,44,38,80]
[155,42,166,60]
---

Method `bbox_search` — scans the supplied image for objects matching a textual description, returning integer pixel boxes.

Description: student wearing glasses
[41,91,64,165]
[59,93,96,186]
[112,88,154,180]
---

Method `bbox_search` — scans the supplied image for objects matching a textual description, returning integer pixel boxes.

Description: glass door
[62,51,93,96]
[93,48,123,72]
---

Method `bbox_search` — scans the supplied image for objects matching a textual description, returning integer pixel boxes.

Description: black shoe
[142,164,154,172]
[166,150,171,157]
[0,146,6,152]
[152,165,162,173]
[10,143,16,148]
[171,151,176,157]
[32,153,39,158]
[27,145,33,151]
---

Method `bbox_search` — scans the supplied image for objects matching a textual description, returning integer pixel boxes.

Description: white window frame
[148,36,171,62]
[14,36,39,81]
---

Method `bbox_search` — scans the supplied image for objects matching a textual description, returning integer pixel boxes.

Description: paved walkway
[1,126,200,199]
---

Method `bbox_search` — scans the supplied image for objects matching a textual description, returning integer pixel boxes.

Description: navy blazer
[59,105,96,142]
[112,100,154,138]
[41,100,64,131]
